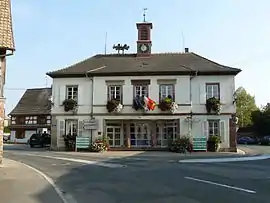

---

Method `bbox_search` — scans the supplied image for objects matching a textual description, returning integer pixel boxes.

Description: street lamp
[0,0,15,164]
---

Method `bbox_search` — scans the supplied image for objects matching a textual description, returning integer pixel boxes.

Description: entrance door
[130,122,151,147]
[106,126,121,147]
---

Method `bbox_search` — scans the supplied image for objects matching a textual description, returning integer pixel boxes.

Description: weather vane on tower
[143,8,148,22]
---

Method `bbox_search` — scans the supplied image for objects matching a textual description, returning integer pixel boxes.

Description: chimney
[184,48,189,53]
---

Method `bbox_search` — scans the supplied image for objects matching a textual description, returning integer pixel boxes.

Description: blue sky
[5,0,270,113]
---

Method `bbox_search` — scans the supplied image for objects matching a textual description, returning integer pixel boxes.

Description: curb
[3,158,76,203]
[237,148,246,155]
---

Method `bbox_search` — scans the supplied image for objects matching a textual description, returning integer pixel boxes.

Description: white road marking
[179,155,270,163]
[185,176,256,194]
[27,154,127,168]
[52,163,71,166]
[10,159,77,203]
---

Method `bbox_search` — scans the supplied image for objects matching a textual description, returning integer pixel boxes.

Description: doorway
[130,122,151,147]
[106,126,122,147]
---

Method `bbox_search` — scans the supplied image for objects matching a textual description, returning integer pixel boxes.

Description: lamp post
[0,0,15,164]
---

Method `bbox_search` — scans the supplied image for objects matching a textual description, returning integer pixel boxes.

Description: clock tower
[136,10,153,56]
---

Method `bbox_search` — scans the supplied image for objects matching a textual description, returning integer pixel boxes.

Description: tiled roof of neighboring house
[0,0,15,51]
[9,88,52,116]
[46,52,241,78]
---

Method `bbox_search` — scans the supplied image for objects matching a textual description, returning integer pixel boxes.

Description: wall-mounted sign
[83,119,98,130]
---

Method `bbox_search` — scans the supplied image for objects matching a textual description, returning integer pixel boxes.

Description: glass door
[106,126,121,147]
[130,122,151,147]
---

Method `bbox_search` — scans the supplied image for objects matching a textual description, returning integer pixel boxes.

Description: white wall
[93,75,191,114]
[191,75,236,113]
[52,75,236,115]
[10,130,36,143]
[51,78,92,114]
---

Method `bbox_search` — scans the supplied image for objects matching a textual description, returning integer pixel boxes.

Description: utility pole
[0,0,15,164]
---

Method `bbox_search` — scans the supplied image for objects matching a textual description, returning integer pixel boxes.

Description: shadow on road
[32,151,191,203]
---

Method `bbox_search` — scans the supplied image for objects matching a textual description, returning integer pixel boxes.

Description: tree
[235,87,258,127]
[252,103,270,136]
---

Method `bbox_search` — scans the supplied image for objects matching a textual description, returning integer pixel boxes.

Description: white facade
[51,74,236,150]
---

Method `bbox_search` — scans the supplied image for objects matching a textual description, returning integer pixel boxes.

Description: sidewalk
[0,158,63,203]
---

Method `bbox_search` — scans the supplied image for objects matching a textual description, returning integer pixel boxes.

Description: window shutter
[59,86,66,105]
[219,84,226,104]
[202,121,209,137]
[199,85,206,104]
[219,120,225,142]
[78,85,84,105]
[78,121,83,137]
[59,120,65,137]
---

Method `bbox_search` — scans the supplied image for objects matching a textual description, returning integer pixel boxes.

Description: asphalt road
[3,145,270,203]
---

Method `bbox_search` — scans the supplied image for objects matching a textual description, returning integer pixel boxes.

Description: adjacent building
[9,88,52,143]
[47,19,241,151]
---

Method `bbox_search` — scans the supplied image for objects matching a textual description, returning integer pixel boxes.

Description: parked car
[29,133,51,148]
[260,136,270,145]
[237,136,258,144]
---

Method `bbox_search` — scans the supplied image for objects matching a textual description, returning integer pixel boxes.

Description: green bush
[169,136,193,153]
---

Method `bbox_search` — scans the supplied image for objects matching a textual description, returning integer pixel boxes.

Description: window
[206,83,220,99]
[11,116,16,125]
[15,129,25,139]
[208,120,220,136]
[156,120,178,147]
[66,86,78,101]
[134,85,148,97]
[130,123,150,147]
[159,84,175,101]
[39,116,46,124]
[108,85,122,101]
[65,119,78,136]
[25,116,37,124]
[140,27,148,40]
[46,115,51,125]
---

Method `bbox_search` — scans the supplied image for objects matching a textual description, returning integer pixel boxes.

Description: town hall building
[47,18,241,151]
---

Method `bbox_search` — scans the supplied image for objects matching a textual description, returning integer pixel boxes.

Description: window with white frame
[208,120,220,136]
[65,119,78,136]
[25,116,37,124]
[159,84,175,101]
[156,120,178,147]
[206,83,220,99]
[134,85,148,98]
[66,86,78,101]
[108,85,122,101]
[46,115,51,124]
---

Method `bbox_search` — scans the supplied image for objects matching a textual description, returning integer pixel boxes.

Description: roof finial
[143,8,147,22]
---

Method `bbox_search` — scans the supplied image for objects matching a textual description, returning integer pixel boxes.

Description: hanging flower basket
[133,96,145,111]
[170,102,179,114]
[159,97,179,114]
[62,99,77,112]
[206,97,221,114]
[106,99,123,113]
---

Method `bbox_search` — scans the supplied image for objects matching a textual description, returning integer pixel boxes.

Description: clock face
[140,44,148,52]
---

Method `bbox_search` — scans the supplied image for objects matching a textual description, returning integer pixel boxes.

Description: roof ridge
[27,87,51,90]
